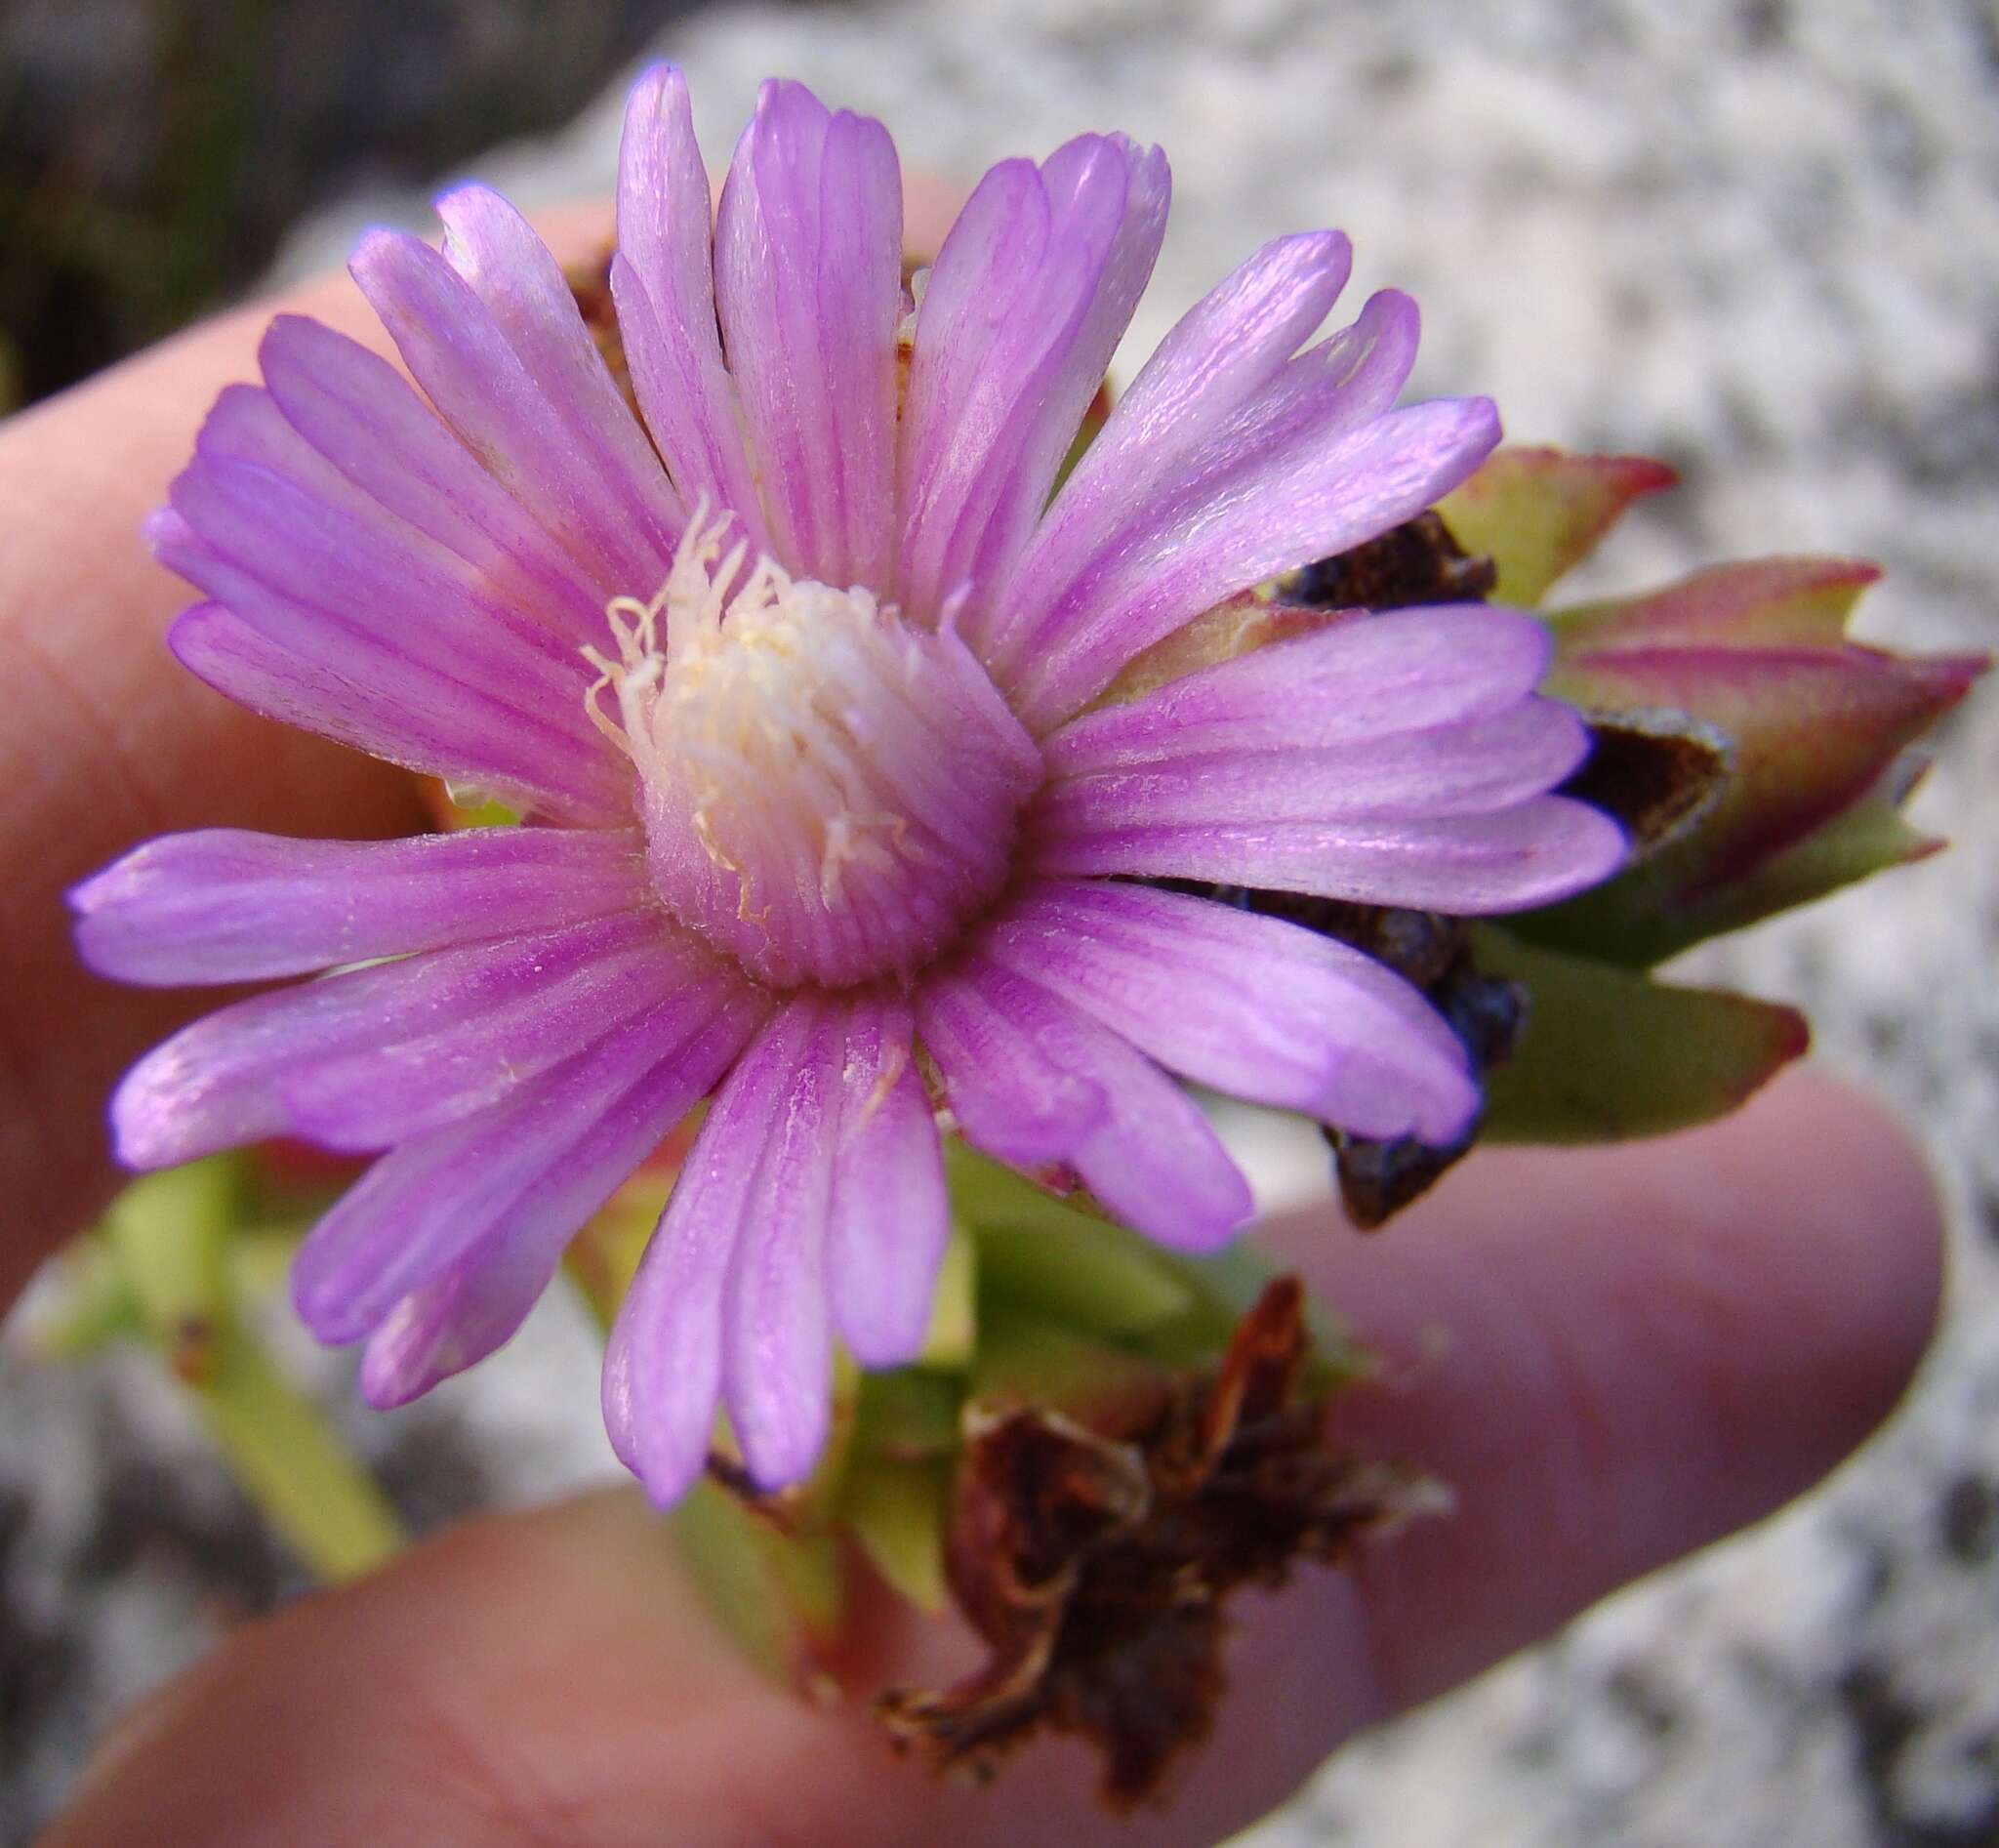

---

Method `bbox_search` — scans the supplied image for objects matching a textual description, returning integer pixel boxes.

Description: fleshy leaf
[1519,558,1983,965]
[1694,759,1944,926]
[1550,554,1877,649]
[1435,445,1677,606]
[1476,926,1808,1143]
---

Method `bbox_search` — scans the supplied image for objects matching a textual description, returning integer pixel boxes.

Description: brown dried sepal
[565,246,637,418]
[877,1279,1442,1808]
[1160,894,1526,1228]
[1560,712,1731,857]
[1285,510,1498,611]
[1269,900,1526,1227]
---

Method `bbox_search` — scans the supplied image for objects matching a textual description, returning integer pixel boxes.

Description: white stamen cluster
[588,510,1040,988]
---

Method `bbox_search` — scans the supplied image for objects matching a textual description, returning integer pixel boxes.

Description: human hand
[2,196,1942,1848]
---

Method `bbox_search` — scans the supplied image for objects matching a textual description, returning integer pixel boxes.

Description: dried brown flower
[877,1280,1441,1806]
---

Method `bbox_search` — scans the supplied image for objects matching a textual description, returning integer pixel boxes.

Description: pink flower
[70,69,1622,1504]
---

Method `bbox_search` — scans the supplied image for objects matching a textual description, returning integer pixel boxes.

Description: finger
[0,202,605,1291]
[0,175,965,1300]
[42,1068,1943,1848]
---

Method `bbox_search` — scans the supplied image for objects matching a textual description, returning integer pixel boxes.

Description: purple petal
[352,981,763,1403]
[1023,603,1622,910]
[189,368,602,666]
[614,65,769,554]
[988,230,1353,640]
[72,825,647,987]
[110,910,705,1170]
[915,954,1253,1253]
[293,979,766,1344]
[258,314,617,642]
[603,997,826,1505]
[978,880,1477,1144]
[1038,700,1593,832]
[1043,605,1557,771]
[351,215,678,596]
[281,925,735,1153]
[163,598,627,823]
[713,80,902,587]
[825,991,948,1368]
[1028,793,1629,913]
[898,135,1168,633]
[166,435,592,714]
[1009,388,1502,730]
[720,998,841,1490]
[357,1221,561,1409]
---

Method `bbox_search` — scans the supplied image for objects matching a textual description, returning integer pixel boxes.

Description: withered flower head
[878,1279,1442,1806]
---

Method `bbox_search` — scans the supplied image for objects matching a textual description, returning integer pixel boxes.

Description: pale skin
[0,184,1945,1845]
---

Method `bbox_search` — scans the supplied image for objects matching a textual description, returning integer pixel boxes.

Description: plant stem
[99,1160,402,1583]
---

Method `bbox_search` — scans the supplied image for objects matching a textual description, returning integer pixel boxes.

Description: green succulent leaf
[1516,758,1948,965]
[1687,764,1944,930]
[1436,445,1677,605]
[1476,926,1808,1143]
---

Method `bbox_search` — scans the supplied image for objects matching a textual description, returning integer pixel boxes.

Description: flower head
[71,68,1621,1505]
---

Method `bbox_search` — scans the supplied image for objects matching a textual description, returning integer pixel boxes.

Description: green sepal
[950,1139,1368,1391]
[916,1225,976,1369]
[1476,926,1809,1143]
[853,1367,963,1463]
[949,1144,1198,1339]
[839,1454,953,1614]
[969,1304,1179,1421]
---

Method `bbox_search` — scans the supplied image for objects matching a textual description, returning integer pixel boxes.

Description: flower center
[588,511,1041,989]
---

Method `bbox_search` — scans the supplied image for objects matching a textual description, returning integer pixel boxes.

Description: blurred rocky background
[3,0,1996,1843]
[0,0,689,406]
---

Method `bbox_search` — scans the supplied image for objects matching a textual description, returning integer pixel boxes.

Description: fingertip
[902,169,967,263]
[1262,1063,1948,1711]
[1715,1065,1945,1455]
